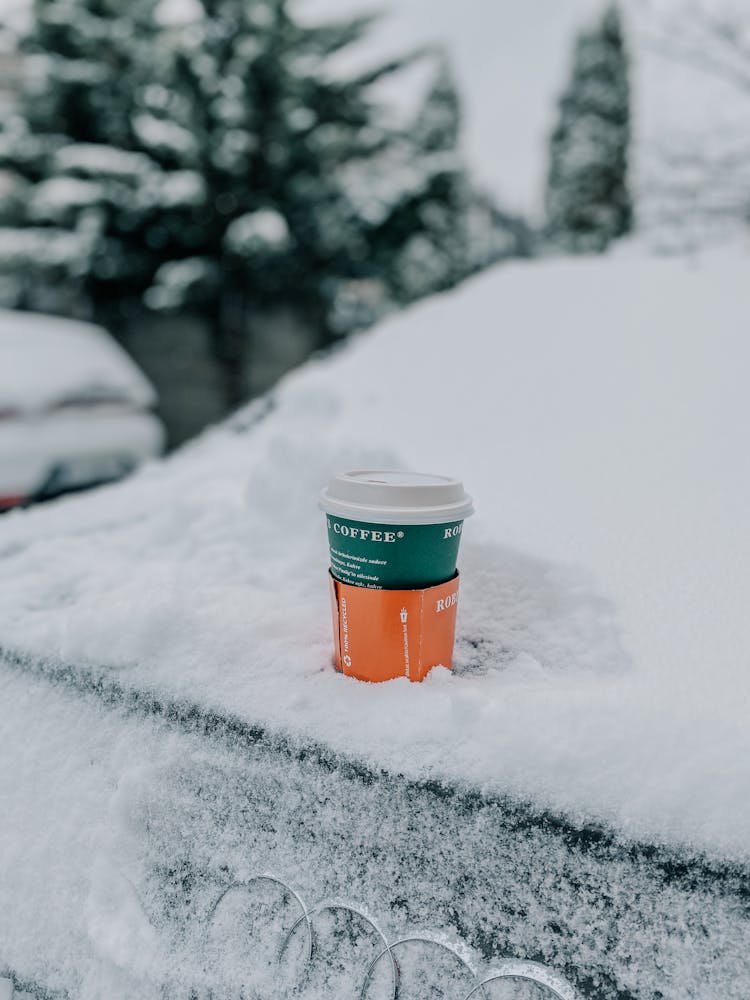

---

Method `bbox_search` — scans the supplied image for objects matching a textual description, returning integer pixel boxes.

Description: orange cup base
[328,571,459,683]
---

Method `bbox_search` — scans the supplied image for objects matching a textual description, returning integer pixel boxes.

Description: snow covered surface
[0,310,156,411]
[0,310,164,499]
[1,251,749,864]
[0,406,165,499]
[0,671,175,999]
[7,659,744,1000]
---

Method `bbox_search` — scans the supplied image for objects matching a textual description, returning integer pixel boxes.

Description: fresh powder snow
[1,252,749,1000]
[1,252,748,860]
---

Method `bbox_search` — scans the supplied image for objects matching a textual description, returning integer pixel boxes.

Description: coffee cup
[320,470,473,590]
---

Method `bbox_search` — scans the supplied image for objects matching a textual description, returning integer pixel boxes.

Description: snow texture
[0,667,747,1000]
[1,254,750,998]
[0,253,748,855]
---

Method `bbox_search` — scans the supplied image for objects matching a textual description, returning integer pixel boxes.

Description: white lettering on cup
[443,524,462,539]
[436,591,458,613]
[330,522,399,542]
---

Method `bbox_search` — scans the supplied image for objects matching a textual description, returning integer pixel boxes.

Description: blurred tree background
[0,0,527,444]
[2,0,747,447]
[544,3,632,253]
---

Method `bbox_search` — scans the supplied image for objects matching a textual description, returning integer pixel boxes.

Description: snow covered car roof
[1,253,749,1000]
[0,254,749,864]
[0,310,157,412]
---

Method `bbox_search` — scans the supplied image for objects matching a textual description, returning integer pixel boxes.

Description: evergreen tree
[392,57,525,302]
[22,0,158,147]
[0,0,199,313]
[544,3,632,253]
[142,1,511,397]
[412,53,461,154]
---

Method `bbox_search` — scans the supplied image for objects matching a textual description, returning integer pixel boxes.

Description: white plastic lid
[320,470,474,525]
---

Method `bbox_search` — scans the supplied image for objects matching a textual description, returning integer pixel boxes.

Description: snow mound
[1,253,749,862]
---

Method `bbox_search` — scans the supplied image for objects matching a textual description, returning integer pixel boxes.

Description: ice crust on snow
[0,254,749,862]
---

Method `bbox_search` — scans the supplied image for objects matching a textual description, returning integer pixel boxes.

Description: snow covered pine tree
[142,0,517,398]
[0,0,202,315]
[544,3,632,253]
[376,53,522,310]
[0,0,520,402]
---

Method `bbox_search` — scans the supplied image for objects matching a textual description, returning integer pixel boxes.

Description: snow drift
[1,252,749,998]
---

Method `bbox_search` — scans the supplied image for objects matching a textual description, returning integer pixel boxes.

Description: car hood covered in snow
[0,310,157,412]
[1,253,749,1000]
[1,252,748,860]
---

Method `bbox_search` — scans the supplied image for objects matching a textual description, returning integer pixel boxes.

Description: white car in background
[0,310,165,510]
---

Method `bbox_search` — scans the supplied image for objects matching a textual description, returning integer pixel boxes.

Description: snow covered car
[0,310,164,509]
[0,256,748,1000]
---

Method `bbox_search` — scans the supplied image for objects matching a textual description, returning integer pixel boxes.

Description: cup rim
[320,469,474,525]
